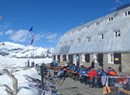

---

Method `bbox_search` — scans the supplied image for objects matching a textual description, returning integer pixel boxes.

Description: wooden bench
[53,66,63,70]
[118,88,130,95]
[50,65,63,70]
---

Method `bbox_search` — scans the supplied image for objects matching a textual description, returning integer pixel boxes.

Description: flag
[30,34,34,45]
[29,26,33,32]
[29,26,34,45]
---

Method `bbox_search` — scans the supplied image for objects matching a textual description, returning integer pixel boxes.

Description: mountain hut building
[54,4,130,73]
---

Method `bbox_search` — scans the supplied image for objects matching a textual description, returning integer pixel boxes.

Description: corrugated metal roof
[55,7,130,55]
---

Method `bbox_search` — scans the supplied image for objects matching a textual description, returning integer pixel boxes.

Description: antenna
[115,0,123,8]
[109,0,123,11]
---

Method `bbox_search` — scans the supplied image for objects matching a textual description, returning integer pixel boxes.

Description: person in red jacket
[88,68,98,81]
[88,68,98,87]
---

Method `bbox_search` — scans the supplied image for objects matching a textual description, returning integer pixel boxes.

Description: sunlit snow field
[0,58,53,95]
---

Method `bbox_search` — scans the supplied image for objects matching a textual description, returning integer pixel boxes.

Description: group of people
[55,62,130,95]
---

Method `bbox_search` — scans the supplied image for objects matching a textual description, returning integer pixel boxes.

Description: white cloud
[5,29,14,35]
[0,23,11,31]
[34,34,45,41]
[10,29,29,42]
[46,33,58,42]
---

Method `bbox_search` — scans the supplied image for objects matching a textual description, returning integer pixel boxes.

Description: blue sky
[0,0,130,48]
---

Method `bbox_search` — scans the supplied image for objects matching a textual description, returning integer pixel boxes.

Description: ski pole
[56,77,67,92]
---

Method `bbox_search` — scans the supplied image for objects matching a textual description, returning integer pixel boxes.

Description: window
[115,31,118,37]
[118,30,121,37]
[85,54,90,62]
[115,30,121,37]
[58,55,60,61]
[96,22,100,25]
[109,17,113,21]
[128,11,130,15]
[101,34,104,39]
[88,37,91,42]
[125,11,130,16]
[109,18,111,21]
[111,17,113,20]
[97,54,103,66]
[98,33,104,40]
[125,12,127,16]
[63,55,67,61]
[53,55,56,60]
[108,54,114,64]
[68,54,73,64]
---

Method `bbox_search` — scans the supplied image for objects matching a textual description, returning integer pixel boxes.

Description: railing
[118,88,130,94]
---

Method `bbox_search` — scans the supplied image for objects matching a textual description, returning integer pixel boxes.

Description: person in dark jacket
[51,60,58,67]
[91,59,95,69]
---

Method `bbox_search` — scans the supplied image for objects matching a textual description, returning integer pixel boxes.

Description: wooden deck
[57,78,103,95]
[48,69,118,95]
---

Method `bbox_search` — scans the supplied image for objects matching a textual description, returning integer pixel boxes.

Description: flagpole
[32,33,35,66]
[32,41,34,63]
[29,26,34,67]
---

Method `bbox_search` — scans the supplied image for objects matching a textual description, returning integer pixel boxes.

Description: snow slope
[0,42,55,58]
[0,68,40,95]
[0,42,55,95]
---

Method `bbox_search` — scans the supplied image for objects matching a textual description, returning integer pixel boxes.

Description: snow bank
[0,68,40,95]
[0,58,52,69]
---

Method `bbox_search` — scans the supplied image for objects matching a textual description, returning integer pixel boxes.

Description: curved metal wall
[55,7,130,55]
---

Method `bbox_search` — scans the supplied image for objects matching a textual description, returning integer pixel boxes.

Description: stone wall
[121,53,130,73]
[58,53,130,73]
[103,54,119,72]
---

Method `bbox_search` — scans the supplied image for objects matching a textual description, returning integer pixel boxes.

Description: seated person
[88,68,98,87]
[107,67,117,76]
[67,64,72,70]
[71,64,76,71]
[74,66,80,73]
[57,68,67,78]
[63,65,67,71]
[88,68,98,81]
[51,60,58,67]
[79,65,86,78]
[96,68,103,76]
[80,68,89,83]
[72,66,80,80]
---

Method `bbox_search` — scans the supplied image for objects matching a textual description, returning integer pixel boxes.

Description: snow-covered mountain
[0,42,55,95]
[0,42,55,58]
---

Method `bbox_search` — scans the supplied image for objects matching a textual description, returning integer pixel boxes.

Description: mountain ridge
[0,42,55,58]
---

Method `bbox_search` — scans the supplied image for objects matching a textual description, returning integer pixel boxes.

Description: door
[114,53,121,64]
[68,54,73,64]
[97,53,103,67]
